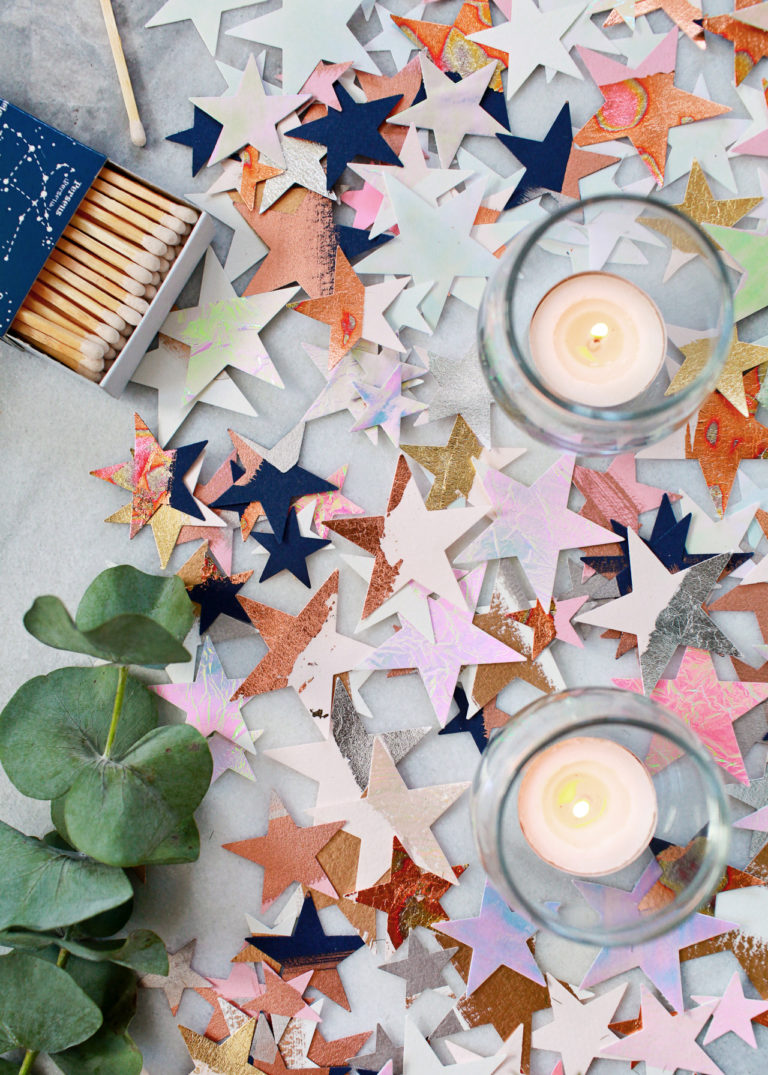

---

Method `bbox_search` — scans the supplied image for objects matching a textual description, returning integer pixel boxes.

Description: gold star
[105,501,188,569]
[667,329,768,417]
[647,161,761,253]
[401,415,482,510]
[179,1019,261,1074]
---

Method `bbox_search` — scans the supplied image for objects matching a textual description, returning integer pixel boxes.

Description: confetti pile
[93,0,768,1071]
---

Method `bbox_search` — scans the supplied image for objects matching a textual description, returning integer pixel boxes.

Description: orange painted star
[240,146,284,211]
[703,0,768,86]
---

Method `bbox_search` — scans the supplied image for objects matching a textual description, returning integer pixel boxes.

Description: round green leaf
[24,567,194,666]
[51,1028,143,1075]
[0,930,166,977]
[76,897,134,939]
[140,816,200,866]
[0,666,158,800]
[0,1060,19,1074]
[0,822,132,931]
[65,959,137,1035]
[63,726,212,866]
[0,951,102,1053]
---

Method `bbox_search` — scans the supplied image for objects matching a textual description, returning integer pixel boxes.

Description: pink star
[206,962,263,1001]
[300,60,353,109]
[341,182,385,230]
[294,463,364,538]
[573,453,677,531]
[613,647,768,786]
[693,971,768,1047]
[552,595,588,648]
[602,988,723,1075]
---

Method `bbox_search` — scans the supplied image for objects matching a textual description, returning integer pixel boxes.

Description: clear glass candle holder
[478,194,734,455]
[471,687,731,946]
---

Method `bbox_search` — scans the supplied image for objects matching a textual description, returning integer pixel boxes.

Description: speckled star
[381,930,458,998]
[140,940,208,1015]
[293,464,364,539]
[667,329,768,417]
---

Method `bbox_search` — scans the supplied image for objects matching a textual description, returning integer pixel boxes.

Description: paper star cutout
[239,147,284,212]
[392,56,505,168]
[727,761,768,858]
[706,223,768,322]
[461,455,619,608]
[229,0,378,92]
[577,862,737,1012]
[402,416,484,510]
[209,733,257,783]
[685,369,768,514]
[293,464,364,539]
[693,971,768,1047]
[179,1018,257,1075]
[392,0,508,92]
[531,976,626,1075]
[192,55,308,167]
[328,455,484,620]
[350,366,427,443]
[468,0,584,99]
[671,160,762,233]
[252,509,330,586]
[551,596,587,648]
[575,32,730,183]
[161,248,295,402]
[167,105,221,174]
[245,892,365,971]
[401,1019,501,1075]
[146,0,255,54]
[703,2,768,86]
[140,940,208,1015]
[578,529,738,693]
[498,102,618,208]
[233,571,373,719]
[436,882,542,993]
[357,839,466,948]
[300,61,353,110]
[413,339,495,444]
[668,329,768,418]
[239,187,337,297]
[287,84,403,189]
[366,2,423,69]
[350,1025,403,1075]
[132,334,259,448]
[602,0,705,45]
[381,931,457,998]
[603,988,722,1075]
[292,247,405,369]
[257,125,335,212]
[150,636,254,753]
[354,176,497,328]
[224,798,344,909]
[573,452,673,536]
[614,648,767,786]
[306,1024,375,1069]
[359,591,524,726]
[188,568,254,636]
[187,174,268,282]
[439,685,490,752]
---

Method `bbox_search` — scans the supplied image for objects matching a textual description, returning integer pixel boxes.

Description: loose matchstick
[63,226,154,284]
[76,198,169,257]
[101,165,198,224]
[83,187,179,245]
[91,176,189,235]
[98,0,146,148]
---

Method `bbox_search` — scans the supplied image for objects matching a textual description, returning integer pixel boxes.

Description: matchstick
[35,271,126,335]
[49,247,147,305]
[44,255,142,325]
[13,307,106,362]
[101,165,198,224]
[15,326,103,380]
[98,0,146,148]
[77,199,169,257]
[63,226,154,284]
[29,281,122,344]
[92,176,189,234]
[68,214,162,271]
[83,187,179,245]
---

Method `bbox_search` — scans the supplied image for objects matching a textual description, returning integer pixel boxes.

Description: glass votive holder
[471,687,731,946]
[478,194,734,455]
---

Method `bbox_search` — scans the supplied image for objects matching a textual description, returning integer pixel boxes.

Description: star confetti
[293,464,364,539]
[703,1,768,86]
[146,0,256,55]
[401,416,484,511]
[251,508,331,587]
[603,988,722,1075]
[392,1,508,92]
[244,892,365,972]
[668,330,768,418]
[381,930,458,1000]
[166,105,222,175]
[140,939,208,1015]
[705,224,768,323]
[693,971,768,1047]
[531,976,626,1075]
[178,1018,257,1075]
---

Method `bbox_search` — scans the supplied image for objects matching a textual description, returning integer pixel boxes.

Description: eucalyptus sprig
[0,566,213,1075]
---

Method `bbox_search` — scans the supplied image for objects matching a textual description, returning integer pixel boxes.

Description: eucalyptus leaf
[65,959,137,1035]
[0,930,167,977]
[76,898,134,939]
[63,726,212,866]
[139,815,200,866]
[24,566,193,666]
[0,951,102,1052]
[51,1028,143,1075]
[0,1060,18,1074]
[51,795,72,846]
[0,666,157,800]
[0,822,132,931]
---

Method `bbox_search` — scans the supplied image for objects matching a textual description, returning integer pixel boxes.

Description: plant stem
[17,951,69,1074]
[104,665,128,759]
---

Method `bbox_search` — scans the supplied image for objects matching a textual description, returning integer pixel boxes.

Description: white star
[146,0,256,55]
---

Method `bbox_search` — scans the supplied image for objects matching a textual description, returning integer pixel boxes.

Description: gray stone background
[2,0,768,1072]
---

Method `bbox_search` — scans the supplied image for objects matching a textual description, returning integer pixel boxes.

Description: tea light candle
[528,272,667,407]
[517,736,658,876]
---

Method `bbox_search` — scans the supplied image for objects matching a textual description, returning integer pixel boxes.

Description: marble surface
[3,1,768,1073]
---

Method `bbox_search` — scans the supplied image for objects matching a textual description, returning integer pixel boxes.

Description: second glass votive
[478,194,734,454]
[471,688,731,946]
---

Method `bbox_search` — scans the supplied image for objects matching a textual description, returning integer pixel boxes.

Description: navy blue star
[286,85,403,189]
[498,101,572,209]
[252,508,330,586]
[210,460,337,539]
[188,573,251,635]
[166,106,223,175]
[582,495,751,593]
[437,685,488,753]
[335,222,392,263]
[247,893,365,971]
[167,440,206,521]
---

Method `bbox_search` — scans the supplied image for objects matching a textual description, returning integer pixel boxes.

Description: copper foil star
[703,0,768,85]
[603,0,705,45]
